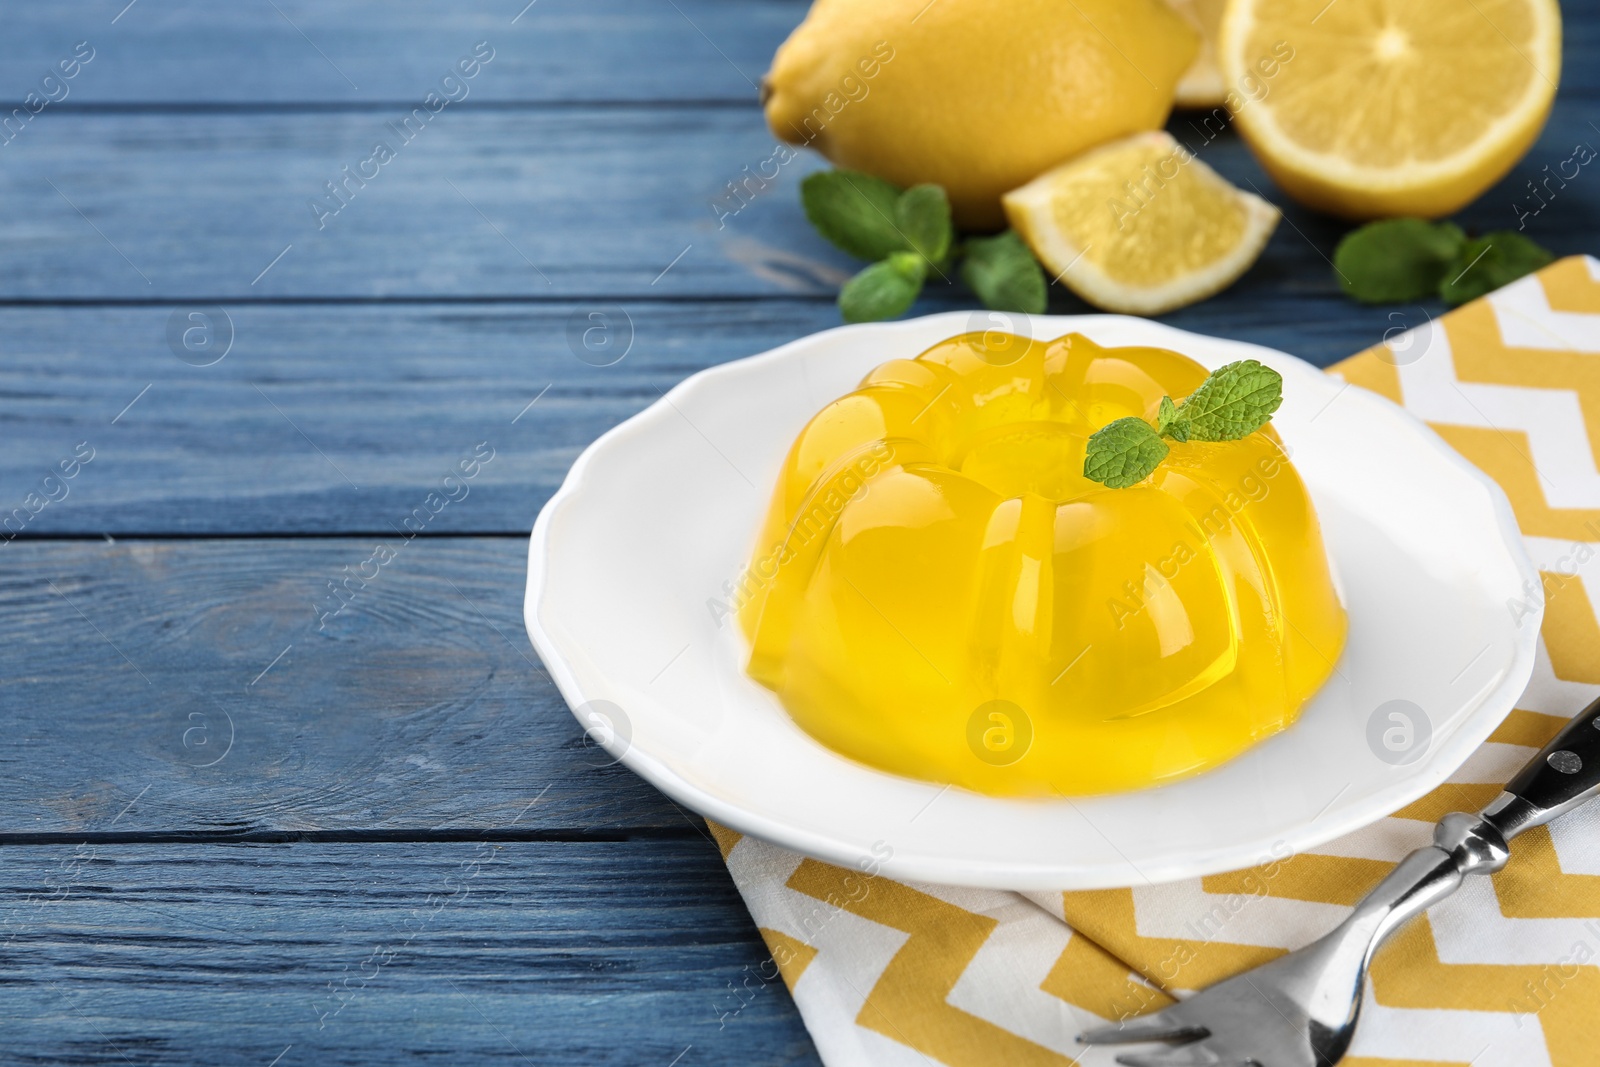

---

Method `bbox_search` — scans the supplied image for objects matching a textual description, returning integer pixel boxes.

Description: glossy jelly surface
[737,332,1347,796]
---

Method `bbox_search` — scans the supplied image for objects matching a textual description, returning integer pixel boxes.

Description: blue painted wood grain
[0,301,848,536]
[0,105,1591,301]
[0,0,805,105]
[0,538,696,836]
[0,838,822,1067]
[0,294,1436,538]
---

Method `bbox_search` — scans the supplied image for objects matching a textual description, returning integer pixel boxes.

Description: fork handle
[1480,693,1600,841]
[1330,697,1600,970]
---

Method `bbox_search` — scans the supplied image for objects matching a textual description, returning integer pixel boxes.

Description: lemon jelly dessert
[735,331,1347,796]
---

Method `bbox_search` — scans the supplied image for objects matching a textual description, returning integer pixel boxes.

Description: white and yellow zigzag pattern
[714,257,1600,1067]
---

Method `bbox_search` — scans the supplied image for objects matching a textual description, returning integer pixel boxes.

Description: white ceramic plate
[525,314,1541,890]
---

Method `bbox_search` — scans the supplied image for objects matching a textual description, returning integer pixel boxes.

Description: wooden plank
[0,537,703,835]
[2,0,1593,106]
[0,837,822,1066]
[0,300,848,536]
[0,0,801,105]
[0,107,823,300]
[0,103,1594,301]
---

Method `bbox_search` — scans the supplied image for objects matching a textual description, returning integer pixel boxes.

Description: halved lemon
[1219,0,1561,219]
[1002,131,1280,316]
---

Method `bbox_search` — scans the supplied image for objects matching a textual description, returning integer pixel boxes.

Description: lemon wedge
[1166,0,1228,108]
[1002,132,1280,316]
[1219,0,1561,219]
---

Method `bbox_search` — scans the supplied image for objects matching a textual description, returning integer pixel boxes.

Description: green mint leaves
[895,183,953,264]
[839,251,927,323]
[1163,359,1284,442]
[1082,360,1284,489]
[1438,231,1554,306]
[961,231,1048,314]
[801,170,907,262]
[1155,395,1185,442]
[1334,219,1553,307]
[1334,219,1465,304]
[800,167,1047,322]
[1083,418,1169,489]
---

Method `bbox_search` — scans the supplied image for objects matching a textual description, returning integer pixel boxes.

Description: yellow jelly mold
[735,331,1347,796]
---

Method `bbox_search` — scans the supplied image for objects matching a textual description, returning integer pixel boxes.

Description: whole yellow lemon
[763,0,1198,230]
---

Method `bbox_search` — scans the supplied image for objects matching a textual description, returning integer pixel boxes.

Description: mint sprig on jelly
[1082,360,1283,489]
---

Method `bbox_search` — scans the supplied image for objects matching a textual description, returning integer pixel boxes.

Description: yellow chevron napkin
[709,256,1600,1067]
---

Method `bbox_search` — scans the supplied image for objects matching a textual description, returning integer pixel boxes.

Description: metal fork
[1079,694,1600,1067]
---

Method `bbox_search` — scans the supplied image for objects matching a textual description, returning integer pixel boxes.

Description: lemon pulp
[1220,0,1560,218]
[737,332,1347,796]
[1003,132,1280,317]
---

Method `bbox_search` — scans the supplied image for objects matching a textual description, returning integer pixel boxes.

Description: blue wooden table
[1,3,1596,1063]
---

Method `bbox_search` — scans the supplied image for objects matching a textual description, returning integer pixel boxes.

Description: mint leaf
[1156,395,1188,442]
[1439,231,1554,306]
[1174,360,1282,442]
[896,184,953,265]
[839,252,926,323]
[1333,219,1465,304]
[800,169,906,262]
[961,230,1047,314]
[1083,417,1169,489]
[1084,362,1282,489]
